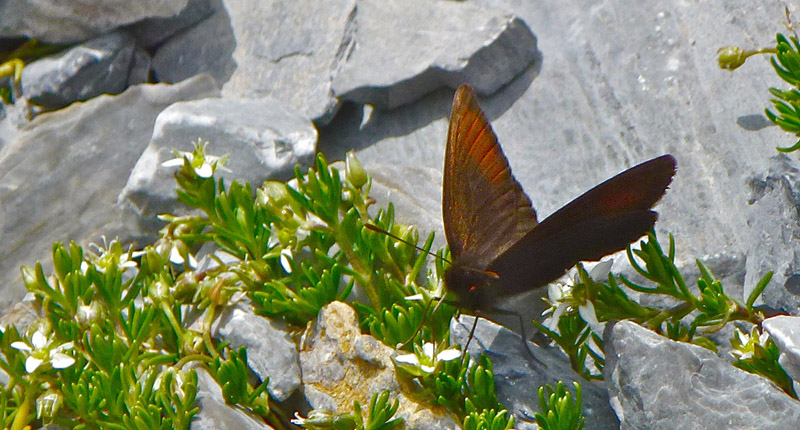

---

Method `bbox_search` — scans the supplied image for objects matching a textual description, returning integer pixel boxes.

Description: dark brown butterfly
[443,85,676,313]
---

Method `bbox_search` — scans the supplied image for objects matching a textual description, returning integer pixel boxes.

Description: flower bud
[346,151,368,189]
[717,46,747,70]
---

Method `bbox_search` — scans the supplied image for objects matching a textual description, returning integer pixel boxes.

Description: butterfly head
[443,263,500,311]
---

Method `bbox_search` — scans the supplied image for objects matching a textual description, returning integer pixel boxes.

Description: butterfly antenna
[364,223,450,264]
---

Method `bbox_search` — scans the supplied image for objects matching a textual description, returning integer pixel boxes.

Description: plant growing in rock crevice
[536,231,787,396]
[0,141,548,429]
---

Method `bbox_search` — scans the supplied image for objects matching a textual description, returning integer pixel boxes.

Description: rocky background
[2,0,800,429]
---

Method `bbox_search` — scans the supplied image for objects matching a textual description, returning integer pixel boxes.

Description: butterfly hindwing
[487,155,675,296]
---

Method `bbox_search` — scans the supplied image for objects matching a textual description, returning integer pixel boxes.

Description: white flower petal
[394,353,420,366]
[57,342,74,351]
[10,341,31,352]
[77,305,94,323]
[422,343,434,359]
[195,163,213,178]
[547,283,563,302]
[589,259,613,281]
[32,331,48,349]
[187,253,198,269]
[267,233,279,249]
[120,259,138,269]
[420,364,435,373]
[305,213,328,229]
[51,353,75,369]
[405,294,424,301]
[734,328,747,344]
[169,247,185,264]
[25,356,43,373]
[161,158,185,168]
[578,301,603,334]
[436,349,461,362]
[280,249,293,274]
[554,302,568,319]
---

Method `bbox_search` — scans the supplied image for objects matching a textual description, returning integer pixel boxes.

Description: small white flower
[541,260,612,336]
[77,302,99,325]
[542,283,571,331]
[11,331,75,373]
[161,150,224,178]
[731,327,769,361]
[395,342,461,375]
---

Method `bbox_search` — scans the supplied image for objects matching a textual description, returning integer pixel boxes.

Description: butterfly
[442,84,676,315]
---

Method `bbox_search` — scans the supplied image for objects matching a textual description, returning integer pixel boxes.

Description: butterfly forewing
[443,85,538,269]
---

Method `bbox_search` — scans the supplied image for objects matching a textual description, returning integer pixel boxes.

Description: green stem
[11,386,34,430]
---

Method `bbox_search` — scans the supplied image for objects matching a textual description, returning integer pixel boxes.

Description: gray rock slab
[300,302,460,430]
[451,315,618,430]
[193,366,275,430]
[763,315,800,387]
[125,0,214,49]
[151,0,236,87]
[743,154,800,312]
[332,0,538,109]
[220,0,356,123]
[321,0,798,309]
[0,0,189,44]
[366,163,446,251]
[127,47,152,86]
[604,320,800,429]
[21,31,136,112]
[119,96,317,219]
[213,308,301,402]
[0,74,219,309]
